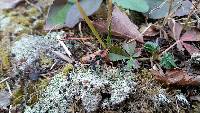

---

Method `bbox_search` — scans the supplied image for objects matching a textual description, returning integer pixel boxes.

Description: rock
[0,90,11,109]
[11,31,64,70]
[24,67,136,113]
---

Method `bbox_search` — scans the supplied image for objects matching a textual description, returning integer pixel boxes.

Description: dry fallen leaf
[140,24,159,37]
[0,0,23,9]
[93,6,143,43]
[150,69,200,86]
[168,19,200,55]
[81,49,108,64]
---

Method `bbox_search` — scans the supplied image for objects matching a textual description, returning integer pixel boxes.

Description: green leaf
[110,46,129,57]
[45,0,103,30]
[109,53,129,61]
[146,0,192,19]
[126,58,140,69]
[46,1,72,28]
[160,53,177,69]
[144,41,160,54]
[112,0,149,13]
[122,42,136,56]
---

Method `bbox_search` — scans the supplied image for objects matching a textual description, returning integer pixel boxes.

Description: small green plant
[144,41,160,60]
[160,53,177,69]
[144,41,176,69]
[109,42,140,69]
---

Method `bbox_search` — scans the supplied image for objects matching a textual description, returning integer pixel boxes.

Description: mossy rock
[0,48,10,73]
[11,79,49,106]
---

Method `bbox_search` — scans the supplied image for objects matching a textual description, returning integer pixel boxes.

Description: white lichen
[176,94,189,107]
[11,31,65,70]
[24,68,136,113]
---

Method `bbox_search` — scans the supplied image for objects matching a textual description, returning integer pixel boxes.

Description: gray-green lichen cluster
[24,67,136,113]
[191,52,200,66]
[11,31,64,70]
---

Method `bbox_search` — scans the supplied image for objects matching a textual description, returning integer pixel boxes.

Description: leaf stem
[75,0,106,49]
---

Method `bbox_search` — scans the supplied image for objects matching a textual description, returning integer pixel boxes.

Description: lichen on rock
[24,67,136,113]
[11,31,65,70]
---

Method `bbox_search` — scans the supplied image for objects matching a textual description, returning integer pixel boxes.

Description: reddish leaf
[168,20,200,55]
[81,49,108,64]
[168,19,183,40]
[181,29,200,42]
[151,69,200,86]
[93,6,143,43]
[182,42,199,55]
[0,0,22,9]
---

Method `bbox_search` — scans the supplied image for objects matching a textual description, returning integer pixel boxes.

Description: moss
[136,69,161,95]
[11,88,24,106]
[33,19,45,30]
[10,16,31,26]
[27,7,39,17]
[0,83,6,91]
[39,54,53,69]
[62,64,73,75]
[0,48,10,73]
[11,79,49,106]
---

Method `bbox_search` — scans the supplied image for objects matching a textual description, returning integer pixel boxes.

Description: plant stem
[160,40,180,56]
[75,0,106,49]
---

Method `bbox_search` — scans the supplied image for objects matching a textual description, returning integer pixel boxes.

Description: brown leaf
[182,42,199,55]
[81,49,108,64]
[141,24,159,37]
[168,19,183,41]
[181,29,200,42]
[93,6,143,43]
[168,20,200,55]
[0,0,22,9]
[150,69,200,86]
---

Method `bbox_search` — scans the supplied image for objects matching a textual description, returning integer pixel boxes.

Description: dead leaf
[181,29,200,42]
[150,69,200,86]
[0,0,22,9]
[140,24,159,37]
[168,19,200,55]
[81,49,108,64]
[168,19,183,41]
[93,6,143,43]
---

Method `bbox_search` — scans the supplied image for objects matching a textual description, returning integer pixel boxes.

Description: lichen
[24,67,136,113]
[11,31,65,70]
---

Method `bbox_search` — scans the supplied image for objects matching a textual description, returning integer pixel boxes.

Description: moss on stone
[0,48,10,73]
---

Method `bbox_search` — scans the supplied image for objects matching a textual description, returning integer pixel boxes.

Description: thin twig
[78,22,83,37]
[57,35,72,57]
[160,41,179,56]
[141,23,152,35]
[0,77,10,84]
[6,81,12,96]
